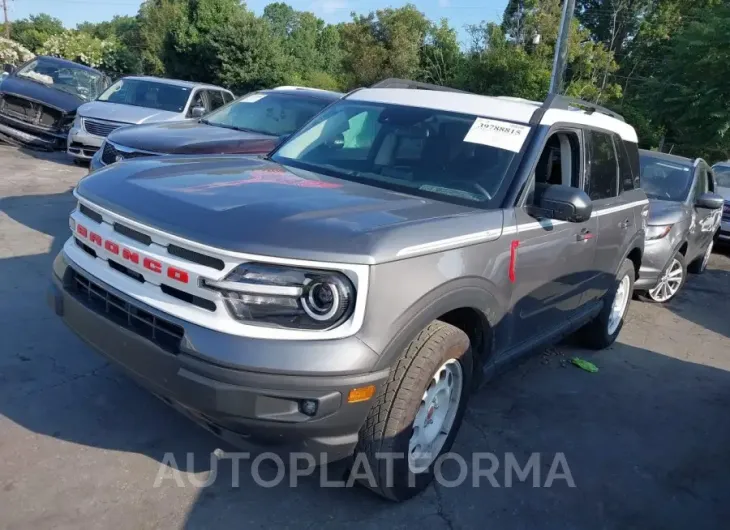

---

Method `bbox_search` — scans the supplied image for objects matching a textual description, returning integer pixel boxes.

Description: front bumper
[635,236,675,290]
[49,252,387,462]
[0,113,66,149]
[67,125,103,160]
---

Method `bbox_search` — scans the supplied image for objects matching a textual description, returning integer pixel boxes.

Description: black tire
[578,258,635,350]
[353,321,473,502]
[637,252,687,303]
[688,240,713,274]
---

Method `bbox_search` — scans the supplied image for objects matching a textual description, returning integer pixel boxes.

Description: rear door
[580,129,635,304]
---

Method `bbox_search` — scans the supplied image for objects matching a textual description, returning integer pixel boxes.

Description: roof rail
[370,78,467,94]
[271,85,340,94]
[543,93,625,122]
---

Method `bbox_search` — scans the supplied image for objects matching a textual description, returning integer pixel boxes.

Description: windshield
[271,101,522,204]
[713,166,730,187]
[639,154,693,201]
[98,78,192,113]
[202,92,332,137]
[15,58,104,101]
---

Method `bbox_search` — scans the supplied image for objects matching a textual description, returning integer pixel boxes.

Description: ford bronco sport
[49,79,647,501]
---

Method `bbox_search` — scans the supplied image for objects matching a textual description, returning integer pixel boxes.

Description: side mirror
[695,192,724,210]
[190,106,206,118]
[533,184,593,223]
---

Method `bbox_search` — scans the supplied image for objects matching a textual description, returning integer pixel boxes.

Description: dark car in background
[0,56,110,150]
[634,150,724,303]
[89,86,341,171]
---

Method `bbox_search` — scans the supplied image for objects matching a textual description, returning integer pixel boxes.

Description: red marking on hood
[178,169,343,193]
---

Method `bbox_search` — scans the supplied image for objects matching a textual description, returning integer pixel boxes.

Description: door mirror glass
[191,106,206,118]
[533,184,593,223]
[695,192,724,210]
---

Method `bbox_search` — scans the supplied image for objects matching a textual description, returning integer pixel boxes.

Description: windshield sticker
[241,94,267,103]
[464,118,530,152]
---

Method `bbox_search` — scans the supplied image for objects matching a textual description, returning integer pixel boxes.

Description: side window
[223,91,234,104]
[533,131,581,189]
[694,166,709,200]
[207,90,226,111]
[585,131,619,200]
[615,136,635,192]
[187,90,206,117]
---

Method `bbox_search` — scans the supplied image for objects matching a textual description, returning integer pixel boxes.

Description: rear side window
[223,91,234,103]
[586,131,619,200]
[615,137,635,191]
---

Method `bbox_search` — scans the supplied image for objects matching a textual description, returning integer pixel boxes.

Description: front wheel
[353,321,473,502]
[641,253,686,303]
[578,258,635,350]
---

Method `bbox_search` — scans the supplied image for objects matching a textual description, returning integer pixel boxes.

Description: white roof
[347,88,638,143]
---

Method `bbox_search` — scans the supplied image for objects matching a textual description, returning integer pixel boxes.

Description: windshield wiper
[202,120,263,134]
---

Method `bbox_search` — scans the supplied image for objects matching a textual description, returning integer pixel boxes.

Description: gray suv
[635,150,724,302]
[48,81,647,501]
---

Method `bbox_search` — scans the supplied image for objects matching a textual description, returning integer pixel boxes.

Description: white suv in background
[67,76,234,161]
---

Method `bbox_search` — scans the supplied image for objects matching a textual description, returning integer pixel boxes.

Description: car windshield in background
[15,58,104,101]
[272,101,520,205]
[202,92,331,137]
[639,155,693,201]
[714,167,730,187]
[98,79,191,113]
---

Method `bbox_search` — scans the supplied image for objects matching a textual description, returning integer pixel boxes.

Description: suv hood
[78,101,180,124]
[647,198,689,226]
[75,157,502,264]
[0,75,83,112]
[106,120,279,155]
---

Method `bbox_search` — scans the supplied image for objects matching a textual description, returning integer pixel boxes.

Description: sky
[9,0,508,44]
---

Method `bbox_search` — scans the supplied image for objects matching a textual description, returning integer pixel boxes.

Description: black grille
[79,204,103,224]
[75,237,97,258]
[69,269,184,354]
[168,244,225,271]
[101,142,157,165]
[161,284,217,312]
[114,222,152,245]
[84,119,123,138]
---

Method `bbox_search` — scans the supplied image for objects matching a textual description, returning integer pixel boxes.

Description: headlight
[646,224,672,240]
[203,263,356,330]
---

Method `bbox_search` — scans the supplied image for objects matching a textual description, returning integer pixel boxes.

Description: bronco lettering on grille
[76,224,190,284]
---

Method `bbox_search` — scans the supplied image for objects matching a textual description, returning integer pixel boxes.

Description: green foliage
[0,37,34,66]
[10,14,65,53]
[15,0,730,159]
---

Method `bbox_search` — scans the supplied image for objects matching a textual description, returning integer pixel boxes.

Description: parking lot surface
[1,144,729,530]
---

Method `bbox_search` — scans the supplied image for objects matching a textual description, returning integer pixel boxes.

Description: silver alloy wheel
[608,274,631,335]
[701,241,714,271]
[408,359,464,474]
[648,258,683,303]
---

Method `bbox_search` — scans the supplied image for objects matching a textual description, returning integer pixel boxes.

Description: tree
[77,16,142,75]
[421,19,462,86]
[137,0,189,75]
[0,37,34,66]
[9,14,64,52]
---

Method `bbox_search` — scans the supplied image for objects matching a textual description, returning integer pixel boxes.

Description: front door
[507,129,598,348]
[687,164,719,260]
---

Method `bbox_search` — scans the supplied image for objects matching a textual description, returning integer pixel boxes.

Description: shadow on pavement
[1,189,729,529]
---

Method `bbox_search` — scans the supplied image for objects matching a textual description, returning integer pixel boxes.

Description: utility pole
[548,0,576,95]
[2,0,9,39]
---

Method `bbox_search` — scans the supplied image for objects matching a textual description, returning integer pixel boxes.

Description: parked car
[68,76,235,161]
[0,56,110,149]
[88,86,342,172]
[711,161,730,244]
[634,150,724,303]
[49,80,647,501]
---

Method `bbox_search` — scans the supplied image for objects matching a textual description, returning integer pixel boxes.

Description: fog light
[300,399,318,417]
[347,385,376,403]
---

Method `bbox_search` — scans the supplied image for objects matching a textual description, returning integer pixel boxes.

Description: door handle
[576,228,594,241]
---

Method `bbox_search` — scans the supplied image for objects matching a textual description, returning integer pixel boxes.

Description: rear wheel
[688,241,713,274]
[578,258,635,349]
[353,321,473,502]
